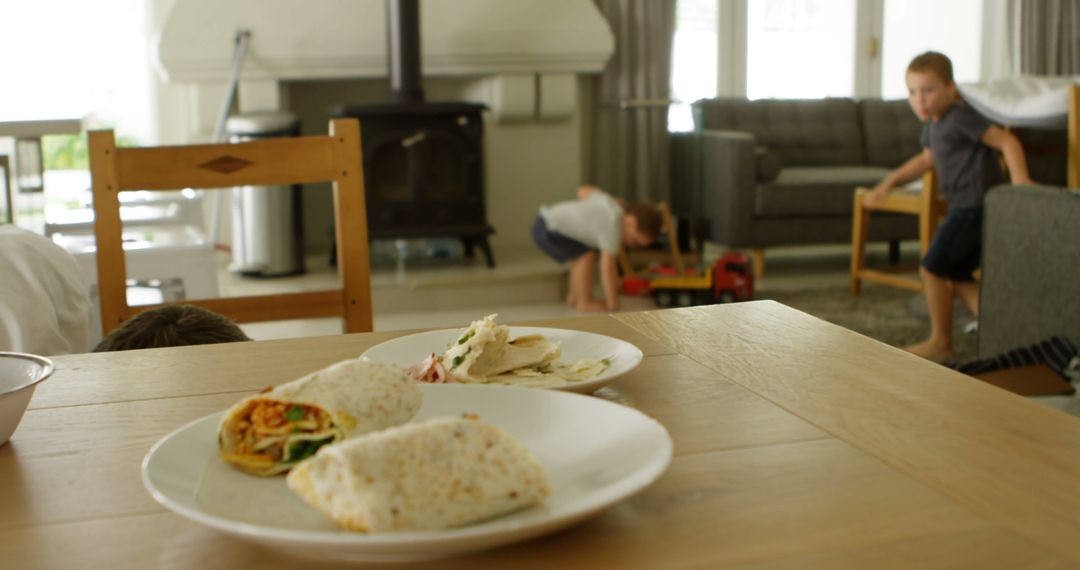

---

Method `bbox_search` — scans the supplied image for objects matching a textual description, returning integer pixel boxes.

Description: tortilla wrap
[443,314,560,381]
[286,416,550,532]
[218,359,423,476]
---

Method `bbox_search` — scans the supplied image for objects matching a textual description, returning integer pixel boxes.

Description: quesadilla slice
[286,415,550,533]
[218,359,423,476]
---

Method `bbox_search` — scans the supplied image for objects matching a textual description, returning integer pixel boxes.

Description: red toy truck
[648,252,754,308]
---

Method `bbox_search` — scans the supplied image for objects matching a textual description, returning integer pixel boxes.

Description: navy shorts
[921,207,983,282]
[531,216,593,263]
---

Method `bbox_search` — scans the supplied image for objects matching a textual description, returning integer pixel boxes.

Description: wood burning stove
[334,0,494,267]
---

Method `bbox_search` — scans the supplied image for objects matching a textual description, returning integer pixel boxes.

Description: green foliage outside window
[42,131,140,170]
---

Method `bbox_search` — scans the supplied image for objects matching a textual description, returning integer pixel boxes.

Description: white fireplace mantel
[155,0,615,83]
[154,0,610,248]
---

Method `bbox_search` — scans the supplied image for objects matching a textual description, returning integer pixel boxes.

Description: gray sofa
[979,184,1080,359]
[670,97,925,257]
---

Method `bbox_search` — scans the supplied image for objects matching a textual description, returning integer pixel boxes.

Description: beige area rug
[759,285,978,363]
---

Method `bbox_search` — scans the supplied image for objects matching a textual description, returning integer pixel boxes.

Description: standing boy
[532,185,661,312]
[865,51,1033,362]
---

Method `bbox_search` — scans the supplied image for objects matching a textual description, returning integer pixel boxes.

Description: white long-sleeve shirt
[0,226,91,356]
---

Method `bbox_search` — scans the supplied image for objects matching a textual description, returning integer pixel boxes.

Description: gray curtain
[588,0,677,204]
[1014,0,1080,74]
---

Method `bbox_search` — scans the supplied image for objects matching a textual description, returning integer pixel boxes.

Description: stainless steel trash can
[227,111,304,276]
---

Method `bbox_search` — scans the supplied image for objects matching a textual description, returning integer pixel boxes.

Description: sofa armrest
[669,130,758,246]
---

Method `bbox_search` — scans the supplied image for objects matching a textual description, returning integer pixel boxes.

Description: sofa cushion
[754,147,782,182]
[859,99,924,167]
[693,98,864,167]
[756,166,893,217]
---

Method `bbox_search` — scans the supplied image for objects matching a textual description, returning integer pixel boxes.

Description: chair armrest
[669,130,758,246]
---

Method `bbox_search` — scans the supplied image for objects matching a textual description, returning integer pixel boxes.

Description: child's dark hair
[907,51,954,85]
[93,304,252,352]
[626,202,663,239]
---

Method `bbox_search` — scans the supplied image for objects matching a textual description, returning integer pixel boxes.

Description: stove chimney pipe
[387,0,424,104]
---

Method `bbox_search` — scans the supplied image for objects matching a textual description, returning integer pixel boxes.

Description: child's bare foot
[902,338,955,363]
[566,292,578,307]
[575,299,609,312]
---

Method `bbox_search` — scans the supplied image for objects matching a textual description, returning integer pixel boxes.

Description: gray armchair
[979,185,1080,358]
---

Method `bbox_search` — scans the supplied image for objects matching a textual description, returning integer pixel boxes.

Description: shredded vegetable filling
[230,400,337,465]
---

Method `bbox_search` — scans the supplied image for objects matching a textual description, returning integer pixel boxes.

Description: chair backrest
[919,167,947,257]
[88,118,372,335]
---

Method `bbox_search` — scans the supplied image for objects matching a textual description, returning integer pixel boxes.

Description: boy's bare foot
[566,292,577,307]
[902,338,955,363]
[574,300,609,313]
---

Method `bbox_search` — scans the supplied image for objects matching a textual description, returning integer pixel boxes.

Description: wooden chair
[1070,83,1079,189]
[0,155,12,224]
[850,169,947,296]
[88,118,373,335]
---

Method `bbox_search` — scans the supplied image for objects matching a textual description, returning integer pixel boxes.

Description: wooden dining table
[4,301,1080,569]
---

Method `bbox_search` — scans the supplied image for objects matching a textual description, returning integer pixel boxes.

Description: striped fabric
[956,336,1078,380]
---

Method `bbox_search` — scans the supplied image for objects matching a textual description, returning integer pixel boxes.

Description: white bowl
[0,352,55,446]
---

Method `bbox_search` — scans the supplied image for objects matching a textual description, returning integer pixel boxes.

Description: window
[746,0,856,99]
[669,0,719,132]
[665,0,993,128]
[1,0,154,232]
[1,0,155,143]
[881,0,983,99]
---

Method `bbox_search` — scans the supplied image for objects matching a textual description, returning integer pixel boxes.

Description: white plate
[360,327,644,393]
[142,384,672,562]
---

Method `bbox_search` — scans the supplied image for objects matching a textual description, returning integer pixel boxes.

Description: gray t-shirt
[920,103,1005,210]
[539,190,624,254]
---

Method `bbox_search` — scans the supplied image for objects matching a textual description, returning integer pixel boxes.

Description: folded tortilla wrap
[218,359,423,476]
[286,416,551,532]
[443,314,560,381]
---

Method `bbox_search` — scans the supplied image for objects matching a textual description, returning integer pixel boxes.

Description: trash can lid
[226,111,300,137]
